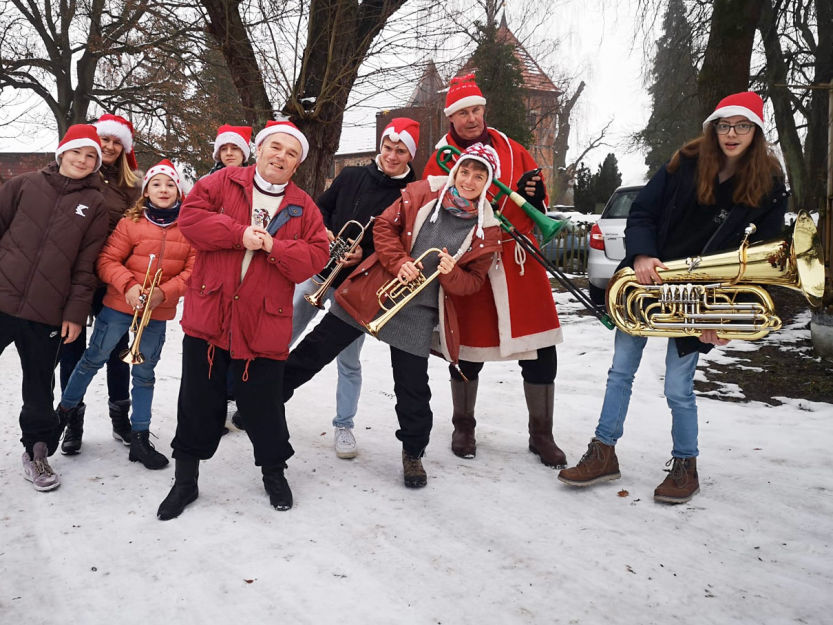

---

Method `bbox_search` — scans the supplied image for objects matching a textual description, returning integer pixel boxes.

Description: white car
[587,185,644,305]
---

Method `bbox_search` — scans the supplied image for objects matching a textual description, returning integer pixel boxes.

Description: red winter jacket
[335,177,501,363]
[97,215,195,321]
[423,128,562,360]
[178,165,329,361]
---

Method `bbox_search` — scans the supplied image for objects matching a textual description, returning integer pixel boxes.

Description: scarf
[441,187,478,219]
[144,198,181,226]
[449,123,491,149]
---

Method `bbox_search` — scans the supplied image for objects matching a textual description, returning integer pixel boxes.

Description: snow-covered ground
[1,289,831,624]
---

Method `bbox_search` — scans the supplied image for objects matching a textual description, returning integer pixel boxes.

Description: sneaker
[654,457,699,504]
[557,438,621,486]
[402,451,427,488]
[22,442,60,491]
[334,427,358,459]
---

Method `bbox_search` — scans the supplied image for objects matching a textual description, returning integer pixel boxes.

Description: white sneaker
[22,442,61,491]
[334,427,358,459]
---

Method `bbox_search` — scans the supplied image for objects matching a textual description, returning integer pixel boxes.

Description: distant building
[0,153,53,185]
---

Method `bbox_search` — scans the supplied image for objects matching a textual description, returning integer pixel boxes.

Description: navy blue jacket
[622,155,788,355]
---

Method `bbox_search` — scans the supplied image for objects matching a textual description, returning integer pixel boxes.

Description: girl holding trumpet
[282,143,503,488]
[57,160,195,470]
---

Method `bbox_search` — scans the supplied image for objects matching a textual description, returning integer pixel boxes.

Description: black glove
[516,169,546,211]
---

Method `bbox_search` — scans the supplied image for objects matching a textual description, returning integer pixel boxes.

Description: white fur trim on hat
[213,131,251,162]
[93,119,134,153]
[255,122,309,162]
[702,105,765,131]
[381,128,417,158]
[444,94,487,118]
[55,139,102,171]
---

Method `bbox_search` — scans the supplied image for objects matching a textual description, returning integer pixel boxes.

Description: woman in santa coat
[423,74,565,468]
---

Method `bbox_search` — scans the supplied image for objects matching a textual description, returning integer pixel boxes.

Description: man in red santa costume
[423,74,566,469]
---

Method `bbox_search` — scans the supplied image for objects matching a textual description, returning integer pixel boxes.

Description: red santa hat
[380,117,420,158]
[702,91,765,132]
[55,124,102,171]
[93,114,137,170]
[142,159,184,198]
[444,74,487,117]
[432,142,500,239]
[254,120,309,162]
[212,124,252,162]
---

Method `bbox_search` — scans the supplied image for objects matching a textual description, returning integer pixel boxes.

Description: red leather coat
[424,128,562,360]
[178,166,329,361]
[335,178,501,363]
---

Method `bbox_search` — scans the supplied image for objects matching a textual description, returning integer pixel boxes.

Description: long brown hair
[124,195,146,223]
[667,123,783,207]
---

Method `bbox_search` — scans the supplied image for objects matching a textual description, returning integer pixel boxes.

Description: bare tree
[0,0,201,136]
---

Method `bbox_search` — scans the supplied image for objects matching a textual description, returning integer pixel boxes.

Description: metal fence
[534,222,591,275]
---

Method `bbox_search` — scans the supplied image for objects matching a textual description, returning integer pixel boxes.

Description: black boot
[450,378,478,459]
[157,456,200,521]
[262,464,293,511]
[60,403,86,455]
[109,399,132,445]
[128,430,169,470]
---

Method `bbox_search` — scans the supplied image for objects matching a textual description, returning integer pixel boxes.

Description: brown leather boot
[402,451,427,488]
[450,378,478,458]
[525,382,567,468]
[654,457,699,504]
[558,438,620,486]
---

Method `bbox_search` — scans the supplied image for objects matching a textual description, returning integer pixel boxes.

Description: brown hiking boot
[557,438,620,486]
[524,382,567,468]
[450,378,477,458]
[654,457,699,504]
[402,451,427,488]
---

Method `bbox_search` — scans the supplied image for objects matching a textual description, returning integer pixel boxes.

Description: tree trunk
[201,0,275,129]
[758,0,807,208]
[550,81,584,205]
[697,0,764,118]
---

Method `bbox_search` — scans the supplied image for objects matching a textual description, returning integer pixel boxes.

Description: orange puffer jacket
[97,214,195,321]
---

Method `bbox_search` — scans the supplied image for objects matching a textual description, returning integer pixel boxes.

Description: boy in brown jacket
[0,124,109,491]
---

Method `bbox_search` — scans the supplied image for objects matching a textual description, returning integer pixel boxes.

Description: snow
[1,288,831,623]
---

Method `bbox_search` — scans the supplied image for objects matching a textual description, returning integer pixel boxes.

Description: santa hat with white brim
[55,124,103,171]
[255,120,309,162]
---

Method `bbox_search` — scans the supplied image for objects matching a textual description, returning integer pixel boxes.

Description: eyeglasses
[713,121,756,135]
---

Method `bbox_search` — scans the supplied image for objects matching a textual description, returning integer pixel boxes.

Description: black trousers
[449,345,558,384]
[0,311,64,456]
[284,313,433,456]
[58,286,129,402]
[172,335,293,467]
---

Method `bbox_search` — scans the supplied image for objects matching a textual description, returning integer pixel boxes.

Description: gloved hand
[516,168,546,211]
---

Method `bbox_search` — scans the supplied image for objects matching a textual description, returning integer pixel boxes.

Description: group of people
[0,75,788,518]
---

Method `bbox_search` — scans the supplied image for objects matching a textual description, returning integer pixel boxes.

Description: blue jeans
[61,306,166,431]
[291,278,364,429]
[595,330,700,458]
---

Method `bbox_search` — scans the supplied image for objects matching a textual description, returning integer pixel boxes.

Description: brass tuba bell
[605,211,825,340]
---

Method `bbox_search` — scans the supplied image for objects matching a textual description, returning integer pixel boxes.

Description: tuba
[305,218,373,309]
[120,254,163,364]
[606,211,825,340]
[363,248,444,337]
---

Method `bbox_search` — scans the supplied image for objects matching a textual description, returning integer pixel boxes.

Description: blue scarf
[144,198,181,226]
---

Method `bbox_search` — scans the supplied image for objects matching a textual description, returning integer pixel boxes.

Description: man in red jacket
[157,120,330,520]
[423,74,567,469]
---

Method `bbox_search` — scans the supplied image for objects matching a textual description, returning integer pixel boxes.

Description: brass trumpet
[605,211,825,340]
[305,218,373,309]
[120,254,163,364]
[363,248,445,337]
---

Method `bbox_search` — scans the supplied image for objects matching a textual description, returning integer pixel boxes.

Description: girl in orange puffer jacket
[57,160,195,470]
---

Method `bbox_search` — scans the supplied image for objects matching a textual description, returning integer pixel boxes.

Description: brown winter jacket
[0,163,108,326]
[98,163,141,233]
